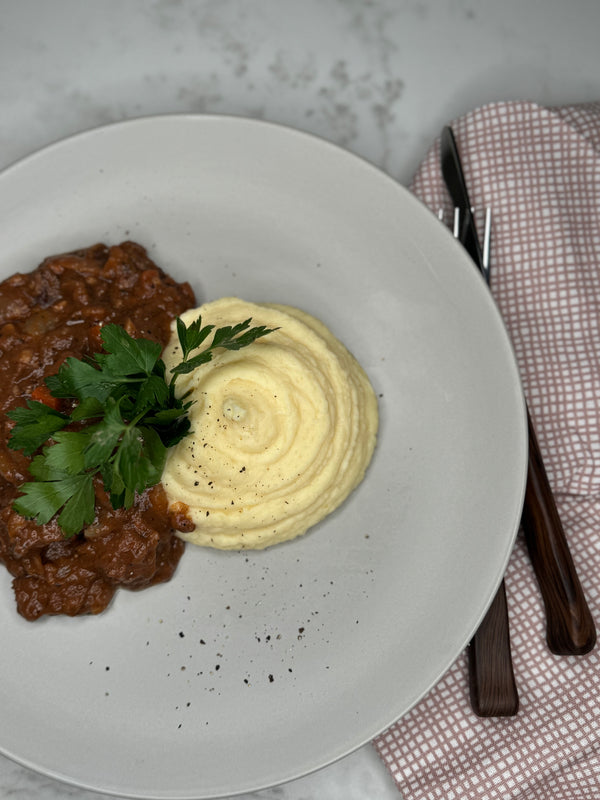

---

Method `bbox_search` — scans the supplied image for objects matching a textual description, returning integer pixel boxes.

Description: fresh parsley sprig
[7,314,275,537]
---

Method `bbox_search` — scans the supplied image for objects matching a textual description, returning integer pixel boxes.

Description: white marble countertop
[1,2,600,798]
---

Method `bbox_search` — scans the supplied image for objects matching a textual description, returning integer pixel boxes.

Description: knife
[440,125,596,657]
[440,126,519,717]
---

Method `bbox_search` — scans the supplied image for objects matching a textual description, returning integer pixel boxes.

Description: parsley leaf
[176,316,214,360]
[83,397,128,467]
[170,315,277,377]
[13,471,95,536]
[8,311,276,537]
[57,475,96,536]
[97,324,163,376]
[42,431,88,475]
[46,357,116,402]
[7,401,69,456]
[133,374,171,416]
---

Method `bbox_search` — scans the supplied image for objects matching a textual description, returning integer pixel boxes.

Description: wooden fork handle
[521,409,596,655]
[468,580,519,717]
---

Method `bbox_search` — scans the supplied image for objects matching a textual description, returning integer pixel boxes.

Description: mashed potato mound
[161,297,378,549]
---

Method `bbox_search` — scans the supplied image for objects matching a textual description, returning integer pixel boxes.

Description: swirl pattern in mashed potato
[161,297,378,549]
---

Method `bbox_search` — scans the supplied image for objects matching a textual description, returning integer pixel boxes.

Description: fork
[442,206,520,717]
[440,127,596,658]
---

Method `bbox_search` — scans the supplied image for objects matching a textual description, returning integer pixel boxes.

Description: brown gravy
[0,242,195,619]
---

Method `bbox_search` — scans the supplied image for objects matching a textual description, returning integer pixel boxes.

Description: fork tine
[442,206,493,286]
[453,207,460,239]
[482,207,492,284]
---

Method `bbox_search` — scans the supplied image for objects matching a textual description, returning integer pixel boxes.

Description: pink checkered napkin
[373,101,600,799]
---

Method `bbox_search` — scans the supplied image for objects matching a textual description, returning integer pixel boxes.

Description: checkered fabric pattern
[373,101,600,799]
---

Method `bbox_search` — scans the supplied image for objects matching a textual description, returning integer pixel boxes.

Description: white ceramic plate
[0,116,527,799]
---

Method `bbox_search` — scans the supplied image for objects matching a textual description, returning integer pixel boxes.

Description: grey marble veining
[3,0,600,182]
[1,1,600,798]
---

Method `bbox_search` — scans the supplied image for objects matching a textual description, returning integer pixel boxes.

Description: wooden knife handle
[468,580,519,717]
[521,408,596,655]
